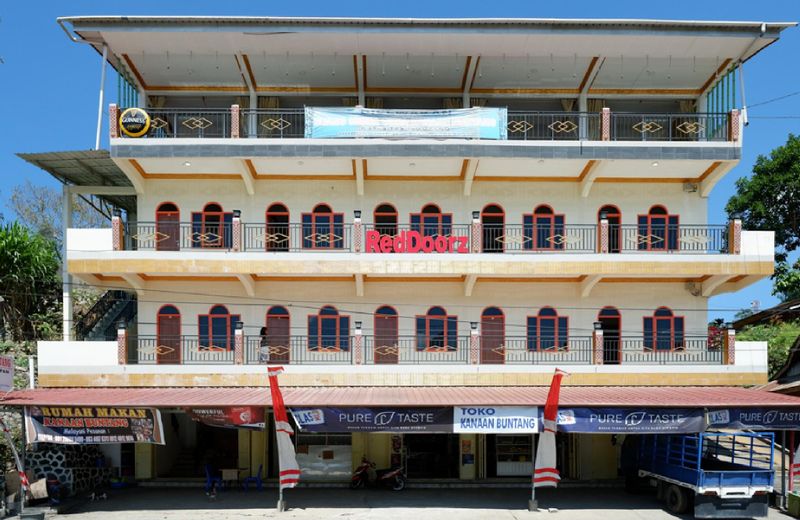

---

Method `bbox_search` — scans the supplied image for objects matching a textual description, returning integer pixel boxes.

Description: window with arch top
[638,205,679,251]
[523,205,565,251]
[527,307,568,351]
[643,307,685,351]
[415,306,458,352]
[191,202,233,249]
[308,305,350,351]
[302,204,344,249]
[410,204,452,238]
[198,304,240,351]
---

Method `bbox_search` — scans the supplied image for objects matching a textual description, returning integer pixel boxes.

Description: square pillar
[592,323,604,365]
[234,322,245,365]
[353,322,363,365]
[231,104,240,138]
[112,209,123,251]
[353,211,362,253]
[729,109,740,142]
[601,107,611,141]
[598,218,609,254]
[728,219,742,255]
[232,210,242,252]
[723,328,736,365]
[470,323,480,365]
[109,103,119,139]
[471,211,481,254]
[117,322,128,365]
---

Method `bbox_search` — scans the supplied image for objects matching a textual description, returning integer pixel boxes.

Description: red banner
[186,406,265,430]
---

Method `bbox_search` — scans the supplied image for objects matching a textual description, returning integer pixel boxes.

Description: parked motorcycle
[350,457,406,491]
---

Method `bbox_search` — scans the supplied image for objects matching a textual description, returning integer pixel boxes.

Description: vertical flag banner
[268,367,300,491]
[534,368,568,488]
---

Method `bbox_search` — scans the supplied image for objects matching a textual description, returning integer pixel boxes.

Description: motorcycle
[350,457,406,491]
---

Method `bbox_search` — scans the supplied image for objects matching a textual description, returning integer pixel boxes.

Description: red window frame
[156,304,181,336]
[198,304,241,351]
[524,205,565,251]
[192,202,228,248]
[410,203,452,237]
[265,202,291,251]
[302,203,344,250]
[637,205,680,251]
[527,307,569,352]
[307,305,350,351]
[416,306,458,352]
[155,202,180,251]
[643,306,685,352]
[373,203,399,236]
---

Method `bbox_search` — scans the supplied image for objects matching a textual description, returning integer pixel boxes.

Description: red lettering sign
[365,230,469,253]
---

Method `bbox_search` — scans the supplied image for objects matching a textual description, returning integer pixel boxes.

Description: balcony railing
[113,105,737,143]
[131,335,718,366]
[121,221,731,255]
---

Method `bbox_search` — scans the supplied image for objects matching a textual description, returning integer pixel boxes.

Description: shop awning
[3,386,800,408]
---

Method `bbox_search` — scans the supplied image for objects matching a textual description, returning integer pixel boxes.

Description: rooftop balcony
[112,106,735,143]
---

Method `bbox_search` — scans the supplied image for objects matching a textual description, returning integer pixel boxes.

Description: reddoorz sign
[365,230,469,253]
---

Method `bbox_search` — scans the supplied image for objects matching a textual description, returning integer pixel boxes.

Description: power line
[748,89,800,109]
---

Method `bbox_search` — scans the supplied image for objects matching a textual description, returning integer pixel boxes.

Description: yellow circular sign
[119,107,151,138]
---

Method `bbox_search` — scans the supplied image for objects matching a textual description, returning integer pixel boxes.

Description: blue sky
[0,1,798,321]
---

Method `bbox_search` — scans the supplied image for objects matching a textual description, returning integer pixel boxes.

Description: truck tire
[665,484,689,514]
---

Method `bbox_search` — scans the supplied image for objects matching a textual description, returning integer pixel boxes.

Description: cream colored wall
[136,280,708,340]
[136,179,707,226]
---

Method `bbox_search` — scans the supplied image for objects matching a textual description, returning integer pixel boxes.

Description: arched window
[644,307,685,351]
[265,203,290,252]
[481,204,505,253]
[638,205,679,251]
[156,305,181,363]
[481,306,505,364]
[598,205,621,254]
[191,202,233,249]
[198,304,240,351]
[302,203,344,249]
[155,202,180,251]
[411,204,452,238]
[374,305,399,364]
[524,205,565,251]
[308,305,350,351]
[527,307,568,351]
[263,306,291,363]
[416,306,457,352]
[374,203,398,237]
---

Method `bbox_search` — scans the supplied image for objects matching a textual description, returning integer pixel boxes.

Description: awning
[4,386,800,408]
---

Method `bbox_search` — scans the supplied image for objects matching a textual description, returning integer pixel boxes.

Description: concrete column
[592,323,604,365]
[249,92,258,138]
[729,109,741,142]
[728,219,742,255]
[353,323,363,365]
[598,218,609,254]
[471,211,481,253]
[470,324,480,365]
[723,328,736,365]
[112,209,123,251]
[109,103,119,139]
[353,211,362,254]
[601,107,611,141]
[232,210,242,252]
[62,185,73,341]
[230,105,240,139]
[234,322,245,365]
[117,322,128,365]
[578,94,588,140]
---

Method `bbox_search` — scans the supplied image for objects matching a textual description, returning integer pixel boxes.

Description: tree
[726,134,800,301]
[8,181,109,249]
[0,222,61,341]
[737,320,800,379]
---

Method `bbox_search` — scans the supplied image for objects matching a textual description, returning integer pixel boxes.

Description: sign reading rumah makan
[25,406,165,445]
[365,230,470,254]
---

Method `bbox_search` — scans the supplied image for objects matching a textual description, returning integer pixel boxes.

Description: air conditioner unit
[683,182,699,193]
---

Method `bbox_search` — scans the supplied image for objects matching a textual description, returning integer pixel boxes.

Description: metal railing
[125,222,234,251]
[610,113,729,142]
[601,337,720,365]
[243,222,353,252]
[117,106,733,143]
[130,335,716,365]
[617,224,728,254]
[480,224,597,253]
[506,112,601,141]
[145,109,233,138]
[75,290,131,340]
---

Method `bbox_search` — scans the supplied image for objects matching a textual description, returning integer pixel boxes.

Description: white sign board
[0,355,13,392]
[454,406,539,433]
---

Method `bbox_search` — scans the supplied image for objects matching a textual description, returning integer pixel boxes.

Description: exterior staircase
[75,290,137,340]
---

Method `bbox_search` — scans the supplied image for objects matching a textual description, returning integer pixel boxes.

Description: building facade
[13,16,798,486]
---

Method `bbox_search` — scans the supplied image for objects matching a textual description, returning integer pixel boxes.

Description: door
[157,307,181,364]
[480,308,505,364]
[405,434,460,479]
[598,308,621,365]
[266,310,290,364]
[156,203,180,251]
[374,308,399,364]
[481,205,504,253]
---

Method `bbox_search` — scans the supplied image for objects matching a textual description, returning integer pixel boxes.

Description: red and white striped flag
[268,367,300,490]
[533,368,568,488]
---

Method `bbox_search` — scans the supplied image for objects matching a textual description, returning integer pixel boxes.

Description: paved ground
[56,487,793,519]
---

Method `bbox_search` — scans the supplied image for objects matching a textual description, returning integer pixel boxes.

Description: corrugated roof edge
[59,16,797,30]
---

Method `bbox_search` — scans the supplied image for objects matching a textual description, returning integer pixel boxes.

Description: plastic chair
[241,464,263,491]
[204,465,224,493]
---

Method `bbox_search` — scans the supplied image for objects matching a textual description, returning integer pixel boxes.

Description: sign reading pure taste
[555,408,706,433]
[291,407,452,432]
[25,406,165,444]
[707,408,800,430]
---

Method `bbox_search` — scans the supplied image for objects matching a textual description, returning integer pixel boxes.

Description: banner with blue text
[706,408,800,430]
[305,107,507,139]
[555,408,706,433]
[291,407,452,433]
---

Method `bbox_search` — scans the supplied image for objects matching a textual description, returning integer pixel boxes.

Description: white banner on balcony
[305,107,507,140]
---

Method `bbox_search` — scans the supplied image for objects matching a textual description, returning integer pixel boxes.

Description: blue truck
[632,432,775,518]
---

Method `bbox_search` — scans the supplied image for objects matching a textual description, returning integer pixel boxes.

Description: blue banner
[554,408,706,433]
[706,408,800,430]
[305,107,507,140]
[291,407,453,433]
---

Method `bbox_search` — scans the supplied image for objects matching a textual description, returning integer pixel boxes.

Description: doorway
[480,307,505,364]
[598,205,621,254]
[404,434,460,478]
[156,305,181,364]
[156,202,180,251]
[481,204,505,253]
[598,307,621,365]
[265,306,291,363]
[374,306,399,364]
